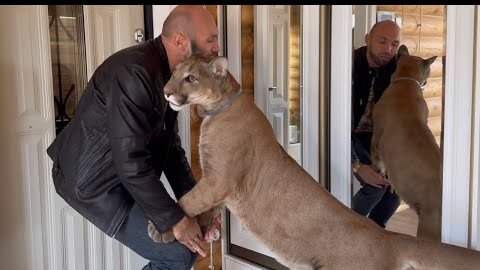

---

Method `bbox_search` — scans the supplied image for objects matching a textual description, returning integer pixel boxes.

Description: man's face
[188,16,219,58]
[366,27,401,67]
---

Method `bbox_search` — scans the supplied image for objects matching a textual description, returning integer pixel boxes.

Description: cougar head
[394,44,437,88]
[164,56,233,111]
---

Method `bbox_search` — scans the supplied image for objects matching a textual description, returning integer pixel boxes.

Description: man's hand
[357,164,389,188]
[172,215,207,257]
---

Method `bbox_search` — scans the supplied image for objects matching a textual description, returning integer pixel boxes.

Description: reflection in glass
[351,5,447,237]
[287,5,302,165]
[48,5,87,135]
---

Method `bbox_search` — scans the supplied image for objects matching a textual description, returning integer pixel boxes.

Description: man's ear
[209,56,228,77]
[364,33,370,46]
[173,32,188,51]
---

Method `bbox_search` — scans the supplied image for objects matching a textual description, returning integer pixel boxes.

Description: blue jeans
[114,203,197,270]
[351,133,401,228]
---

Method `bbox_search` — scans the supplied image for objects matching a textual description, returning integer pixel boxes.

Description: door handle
[134,29,144,43]
[268,86,277,91]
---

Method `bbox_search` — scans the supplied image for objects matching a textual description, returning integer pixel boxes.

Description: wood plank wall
[289,6,301,127]
[377,5,446,145]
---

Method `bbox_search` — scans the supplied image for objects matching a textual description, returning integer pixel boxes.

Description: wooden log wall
[289,6,301,128]
[241,5,254,94]
[377,5,446,145]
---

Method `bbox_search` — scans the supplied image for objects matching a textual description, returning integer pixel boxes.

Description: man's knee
[354,184,386,203]
[148,242,197,270]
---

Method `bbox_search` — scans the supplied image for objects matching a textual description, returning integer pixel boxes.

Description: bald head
[365,20,402,68]
[369,20,401,37]
[162,5,212,39]
[160,5,220,72]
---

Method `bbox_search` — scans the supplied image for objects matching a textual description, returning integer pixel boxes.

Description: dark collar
[203,90,243,116]
[153,37,172,83]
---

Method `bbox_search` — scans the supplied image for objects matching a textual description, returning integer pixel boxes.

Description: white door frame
[330,5,353,207]
[331,5,478,249]
[442,5,475,247]
[471,5,480,250]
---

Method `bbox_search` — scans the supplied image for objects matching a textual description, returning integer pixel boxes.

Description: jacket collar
[154,37,172,83]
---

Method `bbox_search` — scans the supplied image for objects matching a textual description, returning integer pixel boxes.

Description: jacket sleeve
[106,65,185,233]
[160,107,197,200]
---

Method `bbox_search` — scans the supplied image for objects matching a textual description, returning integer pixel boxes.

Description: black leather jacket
[352,46,397,130]
[47,37,196,236]
[351,46,397,162]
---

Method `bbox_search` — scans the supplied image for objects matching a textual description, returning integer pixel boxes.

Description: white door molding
[442,5,475,248]
[302,5,320,181]
[254,5,269,116]
[329,5,353,206]
[471,5,480,251]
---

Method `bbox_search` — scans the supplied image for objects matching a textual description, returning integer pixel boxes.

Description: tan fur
[152,56,480,269]
[371,45,442,242]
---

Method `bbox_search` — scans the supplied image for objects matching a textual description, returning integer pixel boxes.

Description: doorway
[223,5,329,269]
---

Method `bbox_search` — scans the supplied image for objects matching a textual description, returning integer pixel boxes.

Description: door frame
[471,5,480,250]
[331,5,479,249]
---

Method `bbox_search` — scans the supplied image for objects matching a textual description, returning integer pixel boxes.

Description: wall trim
[470,5,480,250]
[442,5,475,248]
[302,5,320,181]
[329,5,353,206]
[254,6,269,116]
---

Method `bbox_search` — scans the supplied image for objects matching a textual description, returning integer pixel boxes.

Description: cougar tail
[391,233,480,269]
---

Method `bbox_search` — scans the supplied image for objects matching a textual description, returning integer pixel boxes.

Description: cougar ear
[209,56,228,77]
[397,44,409,58]
[423,56,437,68]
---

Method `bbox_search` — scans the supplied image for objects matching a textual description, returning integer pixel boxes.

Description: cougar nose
[164,85,172,97]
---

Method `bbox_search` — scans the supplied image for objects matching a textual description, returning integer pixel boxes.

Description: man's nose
[212,42,220,54]
[385,44,393,54]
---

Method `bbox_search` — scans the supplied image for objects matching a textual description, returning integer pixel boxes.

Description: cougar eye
[186,75,197,83]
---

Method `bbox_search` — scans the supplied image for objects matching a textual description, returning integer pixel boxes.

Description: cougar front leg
[370,132,386,177]
[178,175,228,218]
[148,175,228,243]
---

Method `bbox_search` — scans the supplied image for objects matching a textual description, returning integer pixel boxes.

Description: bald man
[351,20,402,229]
[47,5,219,269]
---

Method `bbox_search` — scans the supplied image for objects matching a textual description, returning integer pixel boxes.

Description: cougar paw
[147,220,175,243]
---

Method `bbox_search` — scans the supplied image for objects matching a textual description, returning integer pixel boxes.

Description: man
[46,5,219,270]
[351,20,402,228]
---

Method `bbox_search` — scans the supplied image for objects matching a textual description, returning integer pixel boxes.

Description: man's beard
[190,40,217,58]
[368,49,391,67]
[191,40,202,56]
